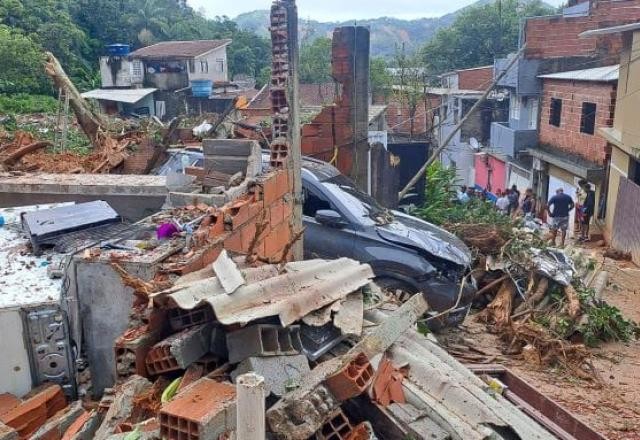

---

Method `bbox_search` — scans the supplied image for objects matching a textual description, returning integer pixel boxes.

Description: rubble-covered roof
[81,88,157,104]
[0,205,64,307]
[538,65,619,82]
[129,39,232,60]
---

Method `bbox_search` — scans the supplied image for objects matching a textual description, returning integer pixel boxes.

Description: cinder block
[209,326,228,358]
[159,378,236,440]
[324,353,374,401]
[168,305,214,332]
[146,324,212,375]
[230,354,310,396]
[226,324,303,363]
[114,325,160,380]
[315,408,353,440]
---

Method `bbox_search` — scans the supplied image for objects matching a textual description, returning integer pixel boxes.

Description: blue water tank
[106,44,131,56]
[191,80,213,97]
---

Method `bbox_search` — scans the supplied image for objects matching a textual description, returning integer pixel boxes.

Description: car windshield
[323,174,393,225]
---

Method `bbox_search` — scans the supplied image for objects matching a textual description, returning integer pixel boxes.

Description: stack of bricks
[539,79,616,165]
[524,0,640,61]
[269,0,293,168]
[0,385,67,439]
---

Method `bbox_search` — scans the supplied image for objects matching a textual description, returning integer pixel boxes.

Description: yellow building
[582,24,640,262]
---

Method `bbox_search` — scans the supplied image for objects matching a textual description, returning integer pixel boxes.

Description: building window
[580,102,597,135]
[132,60,142,79]
[200,60,208,73]
[216,59,224,72]
[549,98,562,127]
[510,97,521,120]
[188,60,195,74]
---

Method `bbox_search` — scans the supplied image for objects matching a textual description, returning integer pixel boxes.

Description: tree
[299,37,332,84]
[392,45,431,140]
[370,57,392,100]
[419,0,554,73]
[0,25,49,94]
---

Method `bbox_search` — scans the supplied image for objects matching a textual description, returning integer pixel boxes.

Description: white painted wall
[187,46,229,83]
[0,309,32,396]
[99,57,144,88]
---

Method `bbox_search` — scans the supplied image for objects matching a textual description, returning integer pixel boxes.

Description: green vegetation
[413,162,512,228]
[299,37,332,84]
[0,0,271,96]
[419,0,554,73]
[0,94,58,114]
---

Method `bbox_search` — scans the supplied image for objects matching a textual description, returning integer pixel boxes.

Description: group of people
[458,181,596,248]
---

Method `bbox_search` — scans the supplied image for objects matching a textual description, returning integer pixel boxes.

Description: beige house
[582,24,640,262]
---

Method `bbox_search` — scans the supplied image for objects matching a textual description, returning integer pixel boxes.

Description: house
[84,40,233,119]
[581,23,640,262]
[486,0,640,205]
[437,66,506,187]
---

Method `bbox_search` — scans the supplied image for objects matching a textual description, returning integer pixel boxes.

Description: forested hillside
[0,0,270,95]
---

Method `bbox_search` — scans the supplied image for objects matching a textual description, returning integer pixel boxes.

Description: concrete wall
[539,78,615,165]
[188,46,229,83]
[605,144,630,240]
[99,57,144,88]
[0,308,32,396]
[615,31,640,152]
[474,154,507,193]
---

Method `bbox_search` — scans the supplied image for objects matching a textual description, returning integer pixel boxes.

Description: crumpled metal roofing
[157,258,374,327]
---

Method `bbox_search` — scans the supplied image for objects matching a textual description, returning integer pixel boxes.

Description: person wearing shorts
[547,188,575,247]
[579,183,595,242]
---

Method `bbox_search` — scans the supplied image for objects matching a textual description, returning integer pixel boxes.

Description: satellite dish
[470,137,480,150]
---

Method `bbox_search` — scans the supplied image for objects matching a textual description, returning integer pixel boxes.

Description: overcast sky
[188,0,566,22]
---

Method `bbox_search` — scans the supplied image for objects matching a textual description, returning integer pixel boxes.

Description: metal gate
[611,177,640,264]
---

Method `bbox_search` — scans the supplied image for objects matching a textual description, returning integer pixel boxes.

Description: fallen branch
[3,141,52,164]
[474,274,509,299]
[564,284,581,320]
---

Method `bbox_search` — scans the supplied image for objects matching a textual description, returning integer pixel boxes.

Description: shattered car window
[323,175,393,225]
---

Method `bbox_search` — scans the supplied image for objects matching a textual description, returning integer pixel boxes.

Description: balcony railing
[490,122,538,156]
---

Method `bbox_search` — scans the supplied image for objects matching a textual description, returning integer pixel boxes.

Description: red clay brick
[269,199,286,227]
[60,411,90,440]
[159,378,236,440]
[263,221,291,259]
[371,357,407,407]
[0,385,67,439]
[228,198,251,230]
[324,353,374,401]
[0,394,20,418]
[223,230,243,254]
[315,408,352,440]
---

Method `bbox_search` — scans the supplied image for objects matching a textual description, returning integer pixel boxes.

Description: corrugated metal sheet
[158,258,374,327]
[611,177,640,263]
[538,65,619,82]
[82,88,157,104]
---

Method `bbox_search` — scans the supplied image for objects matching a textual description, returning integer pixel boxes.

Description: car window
[323,175,393,225]
[303,187,332,217]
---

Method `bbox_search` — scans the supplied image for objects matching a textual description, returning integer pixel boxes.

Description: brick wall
[539,78,615,165]
[175,168,295,274]
[380,94,441,139]
[457,66,493,90]
[524,0,640,61]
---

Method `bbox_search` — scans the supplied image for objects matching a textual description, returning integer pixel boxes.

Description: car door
[302,180,356,260]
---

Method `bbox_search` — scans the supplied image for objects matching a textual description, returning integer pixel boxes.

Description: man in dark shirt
[547,188,575,247]
[579,183,596,242]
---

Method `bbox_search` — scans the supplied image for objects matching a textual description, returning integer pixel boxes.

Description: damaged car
[157,150,476,328]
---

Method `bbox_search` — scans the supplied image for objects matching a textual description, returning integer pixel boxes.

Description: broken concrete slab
[212,249,245,294]
[333,291,364,337]
[230,354,310,396]
[93,376,152,440]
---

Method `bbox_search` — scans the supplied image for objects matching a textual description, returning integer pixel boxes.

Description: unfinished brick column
[270,0,302,259]
[332,26,370,191]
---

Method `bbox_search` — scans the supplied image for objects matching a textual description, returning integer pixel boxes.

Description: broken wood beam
[2,141,52,164]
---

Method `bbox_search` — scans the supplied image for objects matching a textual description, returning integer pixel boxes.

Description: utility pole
[398,45,526,200]
[270,0,303,260]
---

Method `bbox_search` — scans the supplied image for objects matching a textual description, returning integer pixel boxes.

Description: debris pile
[56,249,557,439]
[460,227,638,378]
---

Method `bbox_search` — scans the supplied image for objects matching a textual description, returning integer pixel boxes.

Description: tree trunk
[3,141,52,164]
[44,52,107,146]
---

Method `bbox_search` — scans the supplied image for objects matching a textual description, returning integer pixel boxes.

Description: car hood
[377,211,472,267]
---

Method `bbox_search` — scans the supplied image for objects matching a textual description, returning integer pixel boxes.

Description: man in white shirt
[495,190,510,214]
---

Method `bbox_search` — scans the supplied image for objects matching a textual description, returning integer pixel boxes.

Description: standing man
[579,183,596,242]
[547,188,575,247]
